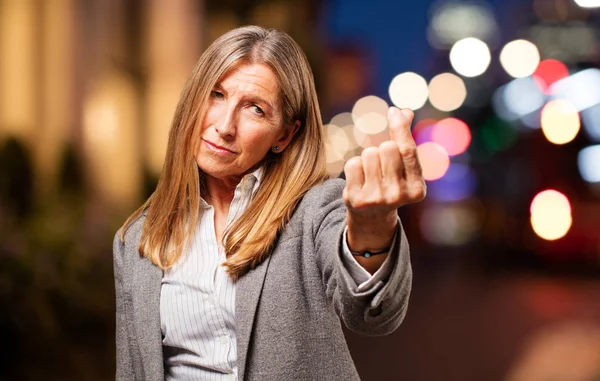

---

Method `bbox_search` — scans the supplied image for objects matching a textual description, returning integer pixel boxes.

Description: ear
[271,120,300,154]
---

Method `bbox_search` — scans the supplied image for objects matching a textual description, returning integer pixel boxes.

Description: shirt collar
[199,166,264,209]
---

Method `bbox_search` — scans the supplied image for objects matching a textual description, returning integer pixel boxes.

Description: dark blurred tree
[0,137,34,221]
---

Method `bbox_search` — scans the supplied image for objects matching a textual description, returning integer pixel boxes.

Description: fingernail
[388,107,400,120]
[400,109,413,120]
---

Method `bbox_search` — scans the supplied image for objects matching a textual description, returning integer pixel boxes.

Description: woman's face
[196,62,296,182]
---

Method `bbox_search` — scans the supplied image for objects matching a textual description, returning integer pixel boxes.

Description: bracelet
[350,248,389,258]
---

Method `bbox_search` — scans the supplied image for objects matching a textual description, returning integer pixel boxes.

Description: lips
[202,139,237,154]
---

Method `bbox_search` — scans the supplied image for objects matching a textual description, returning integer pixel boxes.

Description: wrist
[346,210,397,253]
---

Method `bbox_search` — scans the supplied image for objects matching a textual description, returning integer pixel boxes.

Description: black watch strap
[350,248,389,258]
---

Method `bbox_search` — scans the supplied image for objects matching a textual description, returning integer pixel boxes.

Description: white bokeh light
[449,37,491,77]
[503,76,546,119]
[573,0,600,8]
[389,72,429,110]
[351,95,389,134]
[550,68,600,111]
[578,145,600,183]
[500,39,540,78]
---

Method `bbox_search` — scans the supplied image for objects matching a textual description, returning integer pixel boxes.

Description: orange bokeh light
[540,99,580,145]
[530,189,572,241]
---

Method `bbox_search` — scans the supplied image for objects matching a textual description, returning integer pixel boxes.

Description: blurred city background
[1,0,600,380]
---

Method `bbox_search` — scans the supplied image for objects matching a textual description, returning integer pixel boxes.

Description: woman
[114,26,425,381]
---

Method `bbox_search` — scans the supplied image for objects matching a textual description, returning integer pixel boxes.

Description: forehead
[217,62,280,99]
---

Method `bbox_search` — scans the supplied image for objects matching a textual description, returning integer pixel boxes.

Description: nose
[214,104,237,139]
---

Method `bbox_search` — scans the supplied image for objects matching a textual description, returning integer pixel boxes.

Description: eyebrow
[213,83,278,111]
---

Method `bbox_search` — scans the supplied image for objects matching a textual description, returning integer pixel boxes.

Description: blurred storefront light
[427,163,476,202]
[416,141,450,181]
[420,203,480,246]
[431,118,471,156]
[427,1,499,49]
[540,99,580,145]
[550,68,600,111]
[578,145,600,183]
[352,95,389,135]
[389,72,429,110]
[533,59,569,94]
[83,73,142,207]
[530,23,597,64]
[428,73,467,112]
[530,190,572,241]
[449,37,491,77]
[500,39,540,78]
[0,0,35,140]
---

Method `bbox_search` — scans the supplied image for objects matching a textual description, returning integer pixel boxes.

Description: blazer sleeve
[113,230,136,380]
[311,179,413,336]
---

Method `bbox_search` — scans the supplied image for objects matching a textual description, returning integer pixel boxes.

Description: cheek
[201,103,224,130]
[242,123,280,151]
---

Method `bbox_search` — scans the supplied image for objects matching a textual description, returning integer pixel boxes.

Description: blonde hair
[120,26,328,279]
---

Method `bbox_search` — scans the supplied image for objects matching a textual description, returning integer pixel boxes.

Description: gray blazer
[113,178,412,380]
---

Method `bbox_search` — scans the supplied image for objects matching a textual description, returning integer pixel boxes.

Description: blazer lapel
[236,254,273,381]
[132,255,164,381]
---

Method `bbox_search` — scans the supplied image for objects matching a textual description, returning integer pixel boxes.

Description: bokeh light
[420,203,480,246]
[550,68,600,111]
[427,163,476,202]
[351,95,388,135]
[581,103,600,141]
[431,118,471,156]
[573,0,600,7]
[533,59,569,94]
[530,190,572,241]
[329,112,353,128]
[449,37,491,77]
[428,73,467,112]
[499,39,540,78]
[389,72,428,110]
[416,142,451,181]
[502,76,546,121]
[578,145,600,183]
[412,118,436,145]
[324,124,350,162]
[427,1,499,48]
[540,99,580,145]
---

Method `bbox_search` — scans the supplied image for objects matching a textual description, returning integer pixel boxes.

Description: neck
[204,174,242,211]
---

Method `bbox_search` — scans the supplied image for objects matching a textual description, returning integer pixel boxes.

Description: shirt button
[225,374,236,381]
[220,336,229,345]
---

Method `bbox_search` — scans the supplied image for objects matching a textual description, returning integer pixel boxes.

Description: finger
[388,107,414,147]
[361,147,382,189]
[343,156,365,192]
[402,144,426,201]
[379,140,403,183]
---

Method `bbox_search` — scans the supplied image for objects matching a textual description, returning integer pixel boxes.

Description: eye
[251,104,264,116]
[211,90,224,99]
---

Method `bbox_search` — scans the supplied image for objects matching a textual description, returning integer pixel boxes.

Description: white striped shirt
[160,168,391,380]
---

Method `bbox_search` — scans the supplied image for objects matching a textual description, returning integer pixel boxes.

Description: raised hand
[342,107,426,267]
